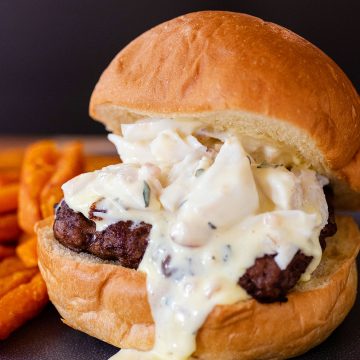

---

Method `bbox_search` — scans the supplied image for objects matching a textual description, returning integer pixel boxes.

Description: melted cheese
[62,118,328,360]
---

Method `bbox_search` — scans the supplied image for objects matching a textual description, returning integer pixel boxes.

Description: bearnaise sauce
[62,118,328,360]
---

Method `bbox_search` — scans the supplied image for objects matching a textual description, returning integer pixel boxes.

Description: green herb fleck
[179,199,187,208]
[256,162,283,169]
[208,222,217,230]
[223,244,232,262]
[143,181,150,208]
[195,168,205,177]
[256,161,268,168]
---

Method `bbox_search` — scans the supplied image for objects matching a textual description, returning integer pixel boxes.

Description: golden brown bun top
[90,11,360,195]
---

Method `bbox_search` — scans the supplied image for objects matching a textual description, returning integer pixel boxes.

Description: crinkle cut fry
[16,236,38,268]
[0,267,38,298]
[40,141,84,219]
[0,213,22,242]
[0,183,19,214]
[0,245,16,259]
[0,169,20,186]
[0,149,24,170]
[18,140,58,234]
[0,257,27,278]
[0,273,48,340]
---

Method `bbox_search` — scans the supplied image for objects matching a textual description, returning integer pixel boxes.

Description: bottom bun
[36,216,360,360]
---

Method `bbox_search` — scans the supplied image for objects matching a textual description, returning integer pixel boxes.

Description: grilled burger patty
[238,251,312,303]
[53,201,151,269]
[53,186,336,302]
[238,185,337,303]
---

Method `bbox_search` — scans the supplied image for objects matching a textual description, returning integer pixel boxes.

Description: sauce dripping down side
[62,118,327,360]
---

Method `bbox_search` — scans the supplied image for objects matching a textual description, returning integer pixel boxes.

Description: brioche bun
[37,215,359,359]
[37,11,360,360]
[89,11,360,208]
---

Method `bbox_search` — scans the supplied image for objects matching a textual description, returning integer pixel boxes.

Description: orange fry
[19,232,34,244]
[0,213,22,243]
[0,169,20,186]
[0,183,19,214]
[85,155,119,172]
[0,245,16,259]
[0,148,24,170]
[18,141,58,234]
[0,257,26,278]
[40,141,84,219]
[16,236,38,268]
[0,268,38,298]
[0,272,48,339]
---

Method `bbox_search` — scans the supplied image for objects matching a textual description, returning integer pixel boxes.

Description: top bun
[89,11,360,204]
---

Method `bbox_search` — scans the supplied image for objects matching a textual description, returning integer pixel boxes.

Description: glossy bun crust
[37,216,360,360]
[89,11,360,199]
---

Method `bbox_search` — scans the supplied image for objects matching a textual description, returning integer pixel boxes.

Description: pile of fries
[0,140,118,340]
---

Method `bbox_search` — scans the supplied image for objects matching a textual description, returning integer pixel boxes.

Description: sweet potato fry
[0,169,20,186]
[85,155,119,172]
[0,268,38,298]
[0,257,26,278]
[0,272,48,339]
[0,213,22,243]
[16,236,38,268]
[0,183,19,214]
[0,245,16,259]
[19,232,34,244]
[40,141,84,219]
[18,141,58,234]
[0,148,24,170]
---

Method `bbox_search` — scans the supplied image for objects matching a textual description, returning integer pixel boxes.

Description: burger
[36,11,360,360]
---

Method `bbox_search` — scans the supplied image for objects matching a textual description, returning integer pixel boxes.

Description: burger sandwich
[36,11,360,360]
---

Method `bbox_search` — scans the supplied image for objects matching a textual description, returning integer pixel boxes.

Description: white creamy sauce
[62,118,328,360]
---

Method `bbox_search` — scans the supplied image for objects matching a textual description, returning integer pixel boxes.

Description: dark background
[0,0,359,135]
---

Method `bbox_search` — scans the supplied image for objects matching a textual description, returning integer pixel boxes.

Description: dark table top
[2,214,360,360]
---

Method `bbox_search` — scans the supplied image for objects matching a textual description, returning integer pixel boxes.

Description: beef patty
[53,185,337,302]
[53,202,151,269]
[238,185,337,303]
[238,251,312,303]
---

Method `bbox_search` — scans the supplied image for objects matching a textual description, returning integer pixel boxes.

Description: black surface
[0,0,359,135]
[2,214,360,359]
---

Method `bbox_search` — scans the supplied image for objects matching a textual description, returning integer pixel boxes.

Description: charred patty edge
[53,201,151,269]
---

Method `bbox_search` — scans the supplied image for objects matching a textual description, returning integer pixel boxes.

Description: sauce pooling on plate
[62,118,328,360]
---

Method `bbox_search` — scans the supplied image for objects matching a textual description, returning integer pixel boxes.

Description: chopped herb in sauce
[187,257,195,276]
[256,161,270,168]
[195,168,205,177]
[222,244,232,262]
[208,222,217,230]
[179,199,187,208]
[164,297,171,306]
[143,181,151,208]
[256,162,283,169]
[161,255,174,277]
[161,255,195,279]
